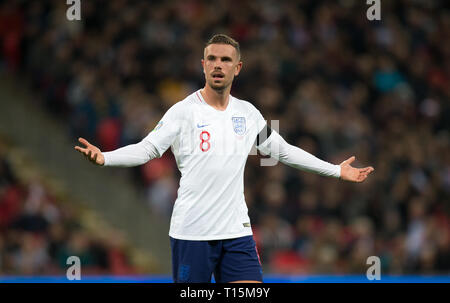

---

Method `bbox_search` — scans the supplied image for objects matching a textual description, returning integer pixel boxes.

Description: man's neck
[201,85,231,111]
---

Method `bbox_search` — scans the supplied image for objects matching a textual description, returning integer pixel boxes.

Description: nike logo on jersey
[197,123,210,128]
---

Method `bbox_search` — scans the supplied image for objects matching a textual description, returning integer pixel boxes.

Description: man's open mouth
[212,73,225,79]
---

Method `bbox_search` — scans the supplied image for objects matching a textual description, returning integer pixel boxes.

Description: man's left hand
[339,156,374,182]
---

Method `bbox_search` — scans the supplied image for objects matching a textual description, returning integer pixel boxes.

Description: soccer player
[74,34,374,283]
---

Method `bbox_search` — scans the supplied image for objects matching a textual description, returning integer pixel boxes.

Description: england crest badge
[232,117,246,135]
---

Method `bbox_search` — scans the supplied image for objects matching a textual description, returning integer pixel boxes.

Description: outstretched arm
[256,129,374,182]
[74,101,184,167]
[74,137,159,167]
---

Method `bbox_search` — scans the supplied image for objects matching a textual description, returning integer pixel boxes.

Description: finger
[345,156,356,165]
[87,150,92,159]
[74,146,86,153]
[361,166,374,172]
[92,153,97,162]
[359,167,372,174]
[359,171,372,181]
[78,137,91,148]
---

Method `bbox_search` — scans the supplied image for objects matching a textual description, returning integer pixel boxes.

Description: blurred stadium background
[0,0,449,282]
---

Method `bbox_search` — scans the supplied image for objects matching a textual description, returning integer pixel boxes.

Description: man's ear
[201,59,205,75]
[235,61,243,77]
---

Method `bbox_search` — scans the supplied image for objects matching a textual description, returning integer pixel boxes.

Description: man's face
[202,44,242,91]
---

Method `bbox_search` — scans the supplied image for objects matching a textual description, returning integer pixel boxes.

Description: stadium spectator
[0,142,137,275]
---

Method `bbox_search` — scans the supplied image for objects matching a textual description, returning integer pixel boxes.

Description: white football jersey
[144,89,266,240]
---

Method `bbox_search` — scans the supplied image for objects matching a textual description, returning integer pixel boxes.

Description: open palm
[74,137,105,166]
[339,156,374,182]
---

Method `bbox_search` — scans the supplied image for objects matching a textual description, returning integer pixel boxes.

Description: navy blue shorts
[170,235,263,283]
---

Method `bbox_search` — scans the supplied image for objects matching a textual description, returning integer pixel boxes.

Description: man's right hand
[74,137,105,166]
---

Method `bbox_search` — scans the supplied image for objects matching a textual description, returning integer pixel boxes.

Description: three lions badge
[232,117,246,136]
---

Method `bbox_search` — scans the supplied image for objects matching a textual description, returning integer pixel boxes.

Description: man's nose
[213,59,223,69]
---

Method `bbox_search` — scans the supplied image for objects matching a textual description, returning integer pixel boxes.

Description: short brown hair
[205,34,241,60]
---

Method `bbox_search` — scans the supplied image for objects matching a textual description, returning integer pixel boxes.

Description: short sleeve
[143,103,182,157]
[254,107,267,134]
[249,104,271,148]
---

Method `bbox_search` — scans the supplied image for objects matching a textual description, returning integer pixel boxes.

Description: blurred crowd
[1,0,449,274]
[0,139,137,275]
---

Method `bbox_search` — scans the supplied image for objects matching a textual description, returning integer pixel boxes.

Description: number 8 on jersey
[200,131,211,152]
